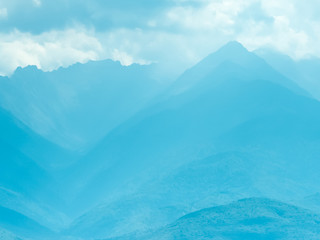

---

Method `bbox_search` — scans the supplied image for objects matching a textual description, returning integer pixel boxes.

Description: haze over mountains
[255,48,320,100]
[0,61,166,151]
[0,41,320,239]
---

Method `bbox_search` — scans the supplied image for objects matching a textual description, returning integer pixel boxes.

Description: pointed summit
[224,40,245,48]
[204,41,252,66]
[171,40,307,97]
[217,41,248,55]
[187,41,253,76]
[170,41,254,92]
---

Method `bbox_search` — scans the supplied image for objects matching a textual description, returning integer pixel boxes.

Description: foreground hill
[131,198,320,240]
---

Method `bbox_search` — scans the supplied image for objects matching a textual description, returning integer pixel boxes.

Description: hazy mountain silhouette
[64,42,320,239]
[255,48,320,100]
[0,107,73,233]
[0,61,166,150]
[1,41,320,239]
[170,41,308,97]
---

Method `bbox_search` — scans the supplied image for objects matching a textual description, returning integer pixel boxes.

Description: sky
[0,0,319,76]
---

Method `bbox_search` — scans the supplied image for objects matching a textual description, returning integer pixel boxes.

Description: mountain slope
[0,106,78,170]
[0,227,22,240]
[0,205,55,240]
[0,107,71,231]
[65,43,320,238]
[72,71,320,204]
[255,48,320,100]
[0,61,166,150]
[2,42,320,239]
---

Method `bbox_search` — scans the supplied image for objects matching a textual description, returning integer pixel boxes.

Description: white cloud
[165,0,253,31]
[32,0,41,7]
[158,0,320,61]
[112,49,150,66]
[0,29,104,76]
[237,17,310,59]
[1,0,320,76]
[0,8,7,19]
[97,28,230,77]
[236,1,319,59]
[261,0,295,17]
[0,28,150,76]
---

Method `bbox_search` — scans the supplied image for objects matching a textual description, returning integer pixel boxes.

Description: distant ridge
[1,40,320,239]
[0,59,165,151]
[255,47,320,100]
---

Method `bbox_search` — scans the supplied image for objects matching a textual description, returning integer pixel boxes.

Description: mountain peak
[217,41,248,54]
[13,65,42,78]
[200,41,251,68]
[183,41,251,75]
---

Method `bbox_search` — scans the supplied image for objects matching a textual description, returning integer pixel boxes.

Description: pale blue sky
[0,0,319,76]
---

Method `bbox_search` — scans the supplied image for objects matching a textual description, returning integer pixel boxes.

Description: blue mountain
[0,107,72,234]
[1,41,320,239]
[255,47,320,100]
[64,42,320,239]
[170,41,308,97]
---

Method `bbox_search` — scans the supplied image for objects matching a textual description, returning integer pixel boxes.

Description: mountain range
[0,41,320,239]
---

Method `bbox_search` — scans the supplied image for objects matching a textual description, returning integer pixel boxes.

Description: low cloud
[0,8,7,19]
[33,0,42,7]
[0,29,104,76]
[0,27,154,76]
[1,0,320,75]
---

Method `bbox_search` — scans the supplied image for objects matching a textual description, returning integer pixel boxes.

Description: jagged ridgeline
[1,42,320,240]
